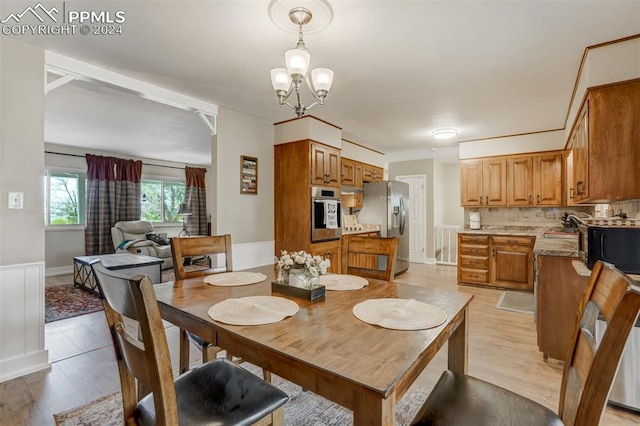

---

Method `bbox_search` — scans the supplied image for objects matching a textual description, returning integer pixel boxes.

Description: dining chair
[170,235,235,373]
[91,261,288,426]
[411,260,640,426]
[342,235,399,281]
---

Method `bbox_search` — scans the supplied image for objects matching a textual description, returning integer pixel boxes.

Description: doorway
[395,175,426,263]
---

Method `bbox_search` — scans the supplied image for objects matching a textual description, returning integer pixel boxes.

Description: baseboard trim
[46,265,73,277]
[0,351,50,383]
[426,257,436,265]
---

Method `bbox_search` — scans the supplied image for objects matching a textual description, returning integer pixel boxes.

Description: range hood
[341,185,364,194]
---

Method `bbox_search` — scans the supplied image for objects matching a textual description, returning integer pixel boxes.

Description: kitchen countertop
[459,227,578,257]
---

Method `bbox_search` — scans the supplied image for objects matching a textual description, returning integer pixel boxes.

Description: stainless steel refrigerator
[358,181,410,275]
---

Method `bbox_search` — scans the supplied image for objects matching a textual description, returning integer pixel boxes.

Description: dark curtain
[85,154,117,255]
[185,166,208,236]
[115,158,143,221]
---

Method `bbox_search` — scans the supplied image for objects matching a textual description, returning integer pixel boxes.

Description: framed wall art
[240,155,258,194]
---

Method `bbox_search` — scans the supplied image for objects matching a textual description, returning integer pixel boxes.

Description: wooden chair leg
[202,344,217,363]
[271,406,284,426]
[263,370,272,383]
[179,329,190,374]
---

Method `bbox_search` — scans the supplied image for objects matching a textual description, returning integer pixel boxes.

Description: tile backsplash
[463,206,594,229]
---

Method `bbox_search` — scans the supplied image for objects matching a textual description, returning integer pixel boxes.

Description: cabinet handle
[492,247,497,256]
[537,195,540,203]
[528,195,532,204]
[569,187,574,199]
[485,196,488,205]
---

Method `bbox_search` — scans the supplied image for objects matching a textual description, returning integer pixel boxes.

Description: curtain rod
[45,150,191,170]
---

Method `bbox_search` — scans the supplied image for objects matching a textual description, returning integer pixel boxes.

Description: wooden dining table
[153,265,474,426]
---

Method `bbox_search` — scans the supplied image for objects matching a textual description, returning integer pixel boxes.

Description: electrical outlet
[8,192,23,209]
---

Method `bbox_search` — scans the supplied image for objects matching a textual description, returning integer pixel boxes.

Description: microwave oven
[578,224,640,273]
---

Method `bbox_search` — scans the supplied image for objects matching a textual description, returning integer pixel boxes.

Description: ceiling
[6,1,640,165]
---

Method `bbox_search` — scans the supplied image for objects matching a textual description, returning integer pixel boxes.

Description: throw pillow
[146,233,170,246]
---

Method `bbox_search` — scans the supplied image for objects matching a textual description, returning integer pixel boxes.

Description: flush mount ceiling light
[432,128,458,140]
[269,0,334,118]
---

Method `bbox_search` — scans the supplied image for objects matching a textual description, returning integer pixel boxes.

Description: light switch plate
[8,192,23,209]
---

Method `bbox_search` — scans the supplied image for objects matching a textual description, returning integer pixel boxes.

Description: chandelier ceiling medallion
[269,0,334,118]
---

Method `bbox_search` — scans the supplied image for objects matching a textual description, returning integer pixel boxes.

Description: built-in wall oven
[311,186,341,242]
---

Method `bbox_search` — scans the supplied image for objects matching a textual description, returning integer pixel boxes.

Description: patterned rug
[54,366,428,425]
[45,284,104,323]
[45,267,205,323]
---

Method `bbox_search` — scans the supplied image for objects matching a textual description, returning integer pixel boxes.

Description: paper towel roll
[470,212,481,230]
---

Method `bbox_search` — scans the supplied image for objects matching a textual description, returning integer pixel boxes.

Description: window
[44,169,185,226]
[44,170,86,226]
[141,179,186,223]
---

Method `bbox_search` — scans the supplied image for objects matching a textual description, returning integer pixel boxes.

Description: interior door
[396,175,426,263]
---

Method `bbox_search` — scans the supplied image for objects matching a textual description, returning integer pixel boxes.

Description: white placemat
[208,296,299,325]
[318,274,368,291]
[353,298,447,330]
[203,271,267,286]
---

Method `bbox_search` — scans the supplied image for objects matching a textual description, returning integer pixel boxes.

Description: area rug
[496,291,535,314]
[53,369,427,425]
[45,266,207,323]
[45,284,104,323]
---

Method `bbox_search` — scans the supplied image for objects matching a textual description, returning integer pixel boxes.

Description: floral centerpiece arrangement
[275,250,330,288]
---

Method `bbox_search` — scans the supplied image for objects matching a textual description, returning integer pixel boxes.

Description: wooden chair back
[170,234,233,280]
[558,260,640,426]
[342,235,399,281]
[91,260,179,424]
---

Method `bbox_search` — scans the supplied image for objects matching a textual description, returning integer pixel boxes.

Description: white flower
[275,250,330,277]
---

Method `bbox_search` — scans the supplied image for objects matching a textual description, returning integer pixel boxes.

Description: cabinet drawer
[491,235,534,246]
[459,234,489,245]
[459,269,489,283]
[460,255,489,269]
[460,244,489,256]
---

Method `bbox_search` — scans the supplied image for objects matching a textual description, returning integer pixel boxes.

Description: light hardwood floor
[1,263,638,425]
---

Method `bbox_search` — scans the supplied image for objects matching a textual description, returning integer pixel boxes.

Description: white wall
[432,160,446,227]
[341,139,386,168]
[442,163,464,229]
[0,37,49,382]
[215,107,275,269]
[459,130,564,159]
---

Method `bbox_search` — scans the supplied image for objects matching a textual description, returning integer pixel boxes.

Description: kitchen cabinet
[536,255,589,361]
[569,79,640,203]
[457,234,490,284]
[341,157,364,188]
[458,233,534,290]
[533,153,563,206]
[460,157,507,207]
[490,235,535,291]
[310,141,341,187]
[310,240,341,274]
[507,156,533,206]
[362,163,384,183]
[275,140,342,259]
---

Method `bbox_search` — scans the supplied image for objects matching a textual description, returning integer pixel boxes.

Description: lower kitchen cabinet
[458,233,535,290]
[310,240,341,274]
[490,235,535,291]
[536,255,589,361]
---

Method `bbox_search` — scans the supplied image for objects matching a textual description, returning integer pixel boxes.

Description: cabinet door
[490,237,534,291]
[372,166,384,182]
[534,153,563,205]
[354,162,364,188]
[460,159,484,206]
[483,158,507,206]
[310,143,328,186]
[310,241,340,274]
[507,156,533,206]
[341,158,356,186]
[573,102,589,202]
[326,147,341,187]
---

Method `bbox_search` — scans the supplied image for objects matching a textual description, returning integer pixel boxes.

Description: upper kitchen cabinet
[310,141,341,187]
[569,79,640,203]
[341,158,363,188]
[362,163,384,183]
[507,152,563,206]
[460,157,507,207]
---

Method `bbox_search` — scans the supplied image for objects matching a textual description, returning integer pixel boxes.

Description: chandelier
[270,7,334,118]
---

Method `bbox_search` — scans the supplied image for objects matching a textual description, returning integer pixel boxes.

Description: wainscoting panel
[231,240,275,271]
[0,262,49,383]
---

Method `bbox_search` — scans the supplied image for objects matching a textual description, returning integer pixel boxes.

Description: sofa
[111,220,173,270]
